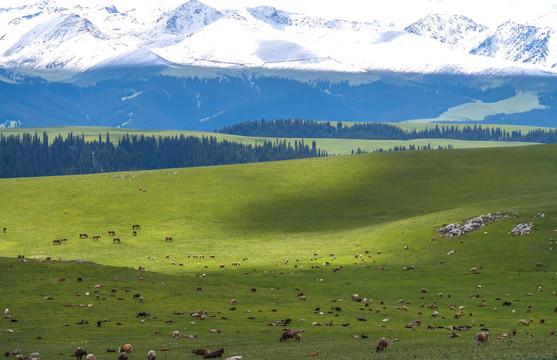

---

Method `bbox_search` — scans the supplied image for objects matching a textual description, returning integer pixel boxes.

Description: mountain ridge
[1,0,557,76]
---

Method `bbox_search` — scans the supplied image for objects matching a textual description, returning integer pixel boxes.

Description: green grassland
[0,125,539,156]
[1,145,557,359]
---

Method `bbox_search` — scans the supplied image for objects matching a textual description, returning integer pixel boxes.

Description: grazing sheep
[223,357,242,360]
[147,350,156,360]
[75,347,87,360]
[119,344,133,354]
[308,351,319,356]
[203,348,224,359]
[376,337,389,352]
[475,332,489,346]
[518,319,533,326]
[118,352,129,360]
[191,349,212,356]
[350,294,359,301]
[173,330,180,339]
[86,355,96,360]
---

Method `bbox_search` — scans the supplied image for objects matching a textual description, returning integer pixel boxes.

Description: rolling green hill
[1,145,557,359]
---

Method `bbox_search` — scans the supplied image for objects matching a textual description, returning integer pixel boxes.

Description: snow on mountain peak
[246,6,292,29]
[1,1,556,75]
[155,0,223,36]
[471,20,555,66]
[404,13,488,49]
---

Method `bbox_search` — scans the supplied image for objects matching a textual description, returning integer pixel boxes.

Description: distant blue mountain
[2,68,554,130]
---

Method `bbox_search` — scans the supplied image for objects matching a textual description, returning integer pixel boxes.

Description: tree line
[0,132,325,179]
[219,119,557,143]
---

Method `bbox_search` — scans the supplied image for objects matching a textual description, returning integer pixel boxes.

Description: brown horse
[60,238,68,243]
[132,230,137,236]
[75,347,87,360]
[166,237,173,242]
[79,233,88,239]
[108,230,115,236]
[92,235,101,241]
[53,239,61,245]
[113,238,121,244]
[132,224,140,230]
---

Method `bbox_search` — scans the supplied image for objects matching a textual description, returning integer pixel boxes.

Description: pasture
[1,145,557,359]
[0,125,537,156]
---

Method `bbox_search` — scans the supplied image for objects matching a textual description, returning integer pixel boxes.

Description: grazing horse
[166,237,173,242]
[133,230,137,236]
[108,230,116,236]
[79,233,88,239]
[2,227,5,233]
[113,238,121,244]
[75,347,87,360]
[60,238,68,243]
[92,235,101,241]
[132,224,140,230]
[53,239,61,245]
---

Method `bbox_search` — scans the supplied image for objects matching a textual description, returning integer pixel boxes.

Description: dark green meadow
[1,145,557,359]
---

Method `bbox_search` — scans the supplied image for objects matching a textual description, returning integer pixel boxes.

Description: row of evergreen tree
[219,119,557,143]
[0,132,325,179]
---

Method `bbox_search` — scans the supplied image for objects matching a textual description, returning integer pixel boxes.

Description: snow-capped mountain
[404,14,488,51]
[471,21,556,67]
[2,13,133,71]
[1,0,557,76]
[150,0,224,43]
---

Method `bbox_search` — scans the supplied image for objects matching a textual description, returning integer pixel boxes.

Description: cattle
[74,347,87,360]
[279,329,302,342]
[376,337,389,352]
[475,332,489,346]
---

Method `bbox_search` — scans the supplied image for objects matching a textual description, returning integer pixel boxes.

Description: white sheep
[147,350,156,360]
[172,330,180,339]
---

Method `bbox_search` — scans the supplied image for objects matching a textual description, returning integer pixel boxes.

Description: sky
[3,0,557,27]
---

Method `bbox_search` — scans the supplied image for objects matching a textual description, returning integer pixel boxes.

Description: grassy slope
[1,145,557,359]
[0,126,537,156]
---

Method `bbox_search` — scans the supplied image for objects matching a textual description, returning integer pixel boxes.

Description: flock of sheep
[3,212,555,358]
